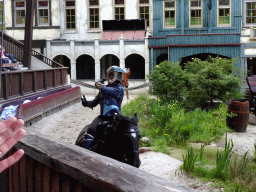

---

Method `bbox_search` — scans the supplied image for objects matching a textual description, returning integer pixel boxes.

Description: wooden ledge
[14,131,194,192]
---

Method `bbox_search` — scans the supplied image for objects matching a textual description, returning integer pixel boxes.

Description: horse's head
[111,113,139,132]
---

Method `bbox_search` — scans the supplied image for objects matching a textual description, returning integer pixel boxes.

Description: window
[246,2,256,25]
[114,0,125,20]
[38,0,49,26]
[163,0,176,28]
[218,0,231,26]
[65,0,76,30]
[139,0,150,27]
[14,1,26,26]
[190,0,202,27]
[89,0,99,29]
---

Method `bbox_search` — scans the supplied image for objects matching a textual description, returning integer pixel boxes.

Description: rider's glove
[81,95,87,107]
[81,95,94,109]
[95,81,105,90]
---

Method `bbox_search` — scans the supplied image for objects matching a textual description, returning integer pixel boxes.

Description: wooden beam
[23,0,35,69]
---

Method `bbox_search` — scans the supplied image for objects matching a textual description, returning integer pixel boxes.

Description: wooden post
[23,0,35,69]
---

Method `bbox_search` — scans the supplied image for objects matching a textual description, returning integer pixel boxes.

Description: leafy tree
[148,61,186,103]
[183,57,244,110]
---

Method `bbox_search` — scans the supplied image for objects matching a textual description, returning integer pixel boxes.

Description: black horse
[75,113,141,168]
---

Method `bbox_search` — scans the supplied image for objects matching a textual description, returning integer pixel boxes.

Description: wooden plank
[12,159,19,192]
[27,157,34,192]
[35,161,43,192]
[43,165,50,192]
[20,72,24,96]
[8,161,13,192]
[61,177,70,192]
[50,169,59,192]
[19,155,27,192]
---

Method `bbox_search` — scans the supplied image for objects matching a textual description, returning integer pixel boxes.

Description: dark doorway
[100,54,120,79]
[53,55,71,74]
[247,57,256,76]
[76,55,95,79]
[156,54,168,65]
[180,53,230,69]
[125,54,145,79]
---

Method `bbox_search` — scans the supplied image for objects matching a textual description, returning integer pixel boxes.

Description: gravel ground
[24,95,256,192]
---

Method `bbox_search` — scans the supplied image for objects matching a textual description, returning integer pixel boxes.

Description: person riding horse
[75,66,141,168]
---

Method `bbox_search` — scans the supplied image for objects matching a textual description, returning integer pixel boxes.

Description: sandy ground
[24,95,256,192]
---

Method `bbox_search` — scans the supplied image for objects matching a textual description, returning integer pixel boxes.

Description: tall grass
[214,133,233,180]
[122,93,232,146]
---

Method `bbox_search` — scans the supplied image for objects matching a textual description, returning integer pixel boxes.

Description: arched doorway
[100,54,120,79]
[180,53,231,69]
[53,55,71,74]
[156,54,168,65]
[76,55,95,79]
[125,54,145,79]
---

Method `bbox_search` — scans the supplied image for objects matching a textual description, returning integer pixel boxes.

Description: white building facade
[1,0,153,94]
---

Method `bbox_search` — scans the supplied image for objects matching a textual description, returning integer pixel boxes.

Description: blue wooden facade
[148,0,242,72]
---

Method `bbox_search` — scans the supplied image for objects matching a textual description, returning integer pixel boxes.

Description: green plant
[254,142,256,162]
[181,146,198,172]
[148,61,186,104]
[214,133,233,181]
[182,57,245,110]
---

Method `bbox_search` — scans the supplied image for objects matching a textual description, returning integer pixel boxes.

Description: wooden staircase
[0,31,64,69]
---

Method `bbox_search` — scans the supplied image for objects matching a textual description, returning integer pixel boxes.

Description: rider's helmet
[106,66,124,84]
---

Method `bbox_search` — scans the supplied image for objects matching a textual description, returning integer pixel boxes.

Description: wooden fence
[1,131,194,192]
[0,68,68,103]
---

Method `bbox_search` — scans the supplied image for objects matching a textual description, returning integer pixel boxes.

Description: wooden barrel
[227,99,250,132]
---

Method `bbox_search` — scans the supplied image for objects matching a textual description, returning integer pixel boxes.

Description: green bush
[148,61,186,104]
[182,57,244,110]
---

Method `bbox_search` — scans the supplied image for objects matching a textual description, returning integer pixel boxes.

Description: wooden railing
[0,31,63,68]
[0,68,68,103]
[0,131,193,192]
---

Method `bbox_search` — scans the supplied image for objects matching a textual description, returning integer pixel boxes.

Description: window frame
[65,0,76,31]
[163,0,176,28]
[243,0,256,27]
[138,0,151,28]
[114,0,125,20]
[217,0,231,27]
[189,0,203,28]
[36,0,50,26]
[14,0,26,27]
[88,0,100,30]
